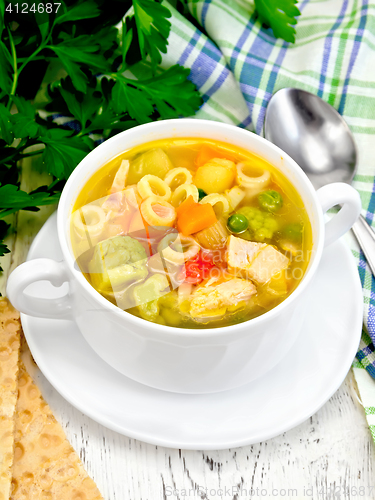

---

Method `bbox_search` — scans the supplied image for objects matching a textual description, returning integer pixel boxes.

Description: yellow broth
[71,138,313,329]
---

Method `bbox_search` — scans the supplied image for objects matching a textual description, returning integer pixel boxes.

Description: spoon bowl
[264,88,357,189]
[264,87,375,276]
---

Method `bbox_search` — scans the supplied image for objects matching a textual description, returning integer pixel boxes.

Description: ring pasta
[200,193,230,217]
[140,197,176,226]
[72,205,106,238]
[164,168,193,190]
[225,186,245,211]
[158,233,199,265]
[236,162,271,189]
[137,175,171,201]
[171,183,199,207]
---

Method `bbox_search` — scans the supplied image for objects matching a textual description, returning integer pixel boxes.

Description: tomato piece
[179,251,217,285]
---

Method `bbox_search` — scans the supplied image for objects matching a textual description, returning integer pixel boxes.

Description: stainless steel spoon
[264,87,375,276]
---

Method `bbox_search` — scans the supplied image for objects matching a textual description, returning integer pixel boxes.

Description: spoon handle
[351,214,375,276]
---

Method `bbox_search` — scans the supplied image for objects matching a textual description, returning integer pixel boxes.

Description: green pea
[198,188,207,201]
[227,214,249,234]
[282,222,303,242]
[258,190,283,212]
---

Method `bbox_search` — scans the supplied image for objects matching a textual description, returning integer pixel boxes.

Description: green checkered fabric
[160,0,375,441]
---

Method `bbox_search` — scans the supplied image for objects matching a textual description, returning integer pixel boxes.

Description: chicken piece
[227,235,266,277]
[110,160,130,194]
[278,239,300,257]
[189,277,256,319]
[247,245,289,284]
[101,160,131,215]
[226,235,289,284]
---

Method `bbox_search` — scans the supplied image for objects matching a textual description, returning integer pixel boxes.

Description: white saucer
[21,213,363,450]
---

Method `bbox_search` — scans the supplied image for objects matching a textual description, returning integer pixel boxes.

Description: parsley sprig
[254,0,301,43]
[0,0,202,262]
[0,0,300,269]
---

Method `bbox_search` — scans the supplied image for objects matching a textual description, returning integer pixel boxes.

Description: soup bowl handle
[316,182,362,247]
[6,258,73,320]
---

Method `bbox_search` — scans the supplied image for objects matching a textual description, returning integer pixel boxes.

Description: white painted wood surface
[1,158,375,500]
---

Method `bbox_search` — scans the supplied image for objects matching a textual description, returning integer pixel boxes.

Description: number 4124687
[5,3,61,13]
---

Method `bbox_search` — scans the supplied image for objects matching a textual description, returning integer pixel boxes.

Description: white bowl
[7,119,361,393]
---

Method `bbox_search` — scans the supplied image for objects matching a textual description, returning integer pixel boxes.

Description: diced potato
[194,158,235,194]
[266,271,288,296]
[255,272,288,309]
[255,290,279,309]
[127,148,174,185]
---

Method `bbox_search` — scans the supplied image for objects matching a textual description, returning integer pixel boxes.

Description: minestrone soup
[71,138,313,328]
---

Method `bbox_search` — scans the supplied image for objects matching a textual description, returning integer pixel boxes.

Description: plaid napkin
[159,0,375,441]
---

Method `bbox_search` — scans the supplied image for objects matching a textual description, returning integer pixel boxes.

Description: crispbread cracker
[0,299,21,500]
[11,361,103,500]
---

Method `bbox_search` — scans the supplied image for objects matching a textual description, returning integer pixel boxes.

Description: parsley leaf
[0,240,10,258]
[57,78,102,129]
[254,0,300,43]
[0,183,61,218]
[0,220,11,272]
[0,40,12,94]
[112,80,153,123]
[39,129,93,180]
[11,96,40,139]
[0,221,10,254]
[0,103,14,145]
[55,0,102,24]
[86,104,137,134]
[121,17,134,68]
[1,97,40,141]
[112,66,203,123]
[48,35,111,92]
[143,66,203,116]
[133,0,171,68]
[0,0,5,36]
[0,0,204,269]
[52,76,136,135]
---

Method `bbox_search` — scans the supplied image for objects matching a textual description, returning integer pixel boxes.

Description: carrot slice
[195,145,236,168]
[195,145,224,167]
[176,195,195,218]
[177,203,217,236]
